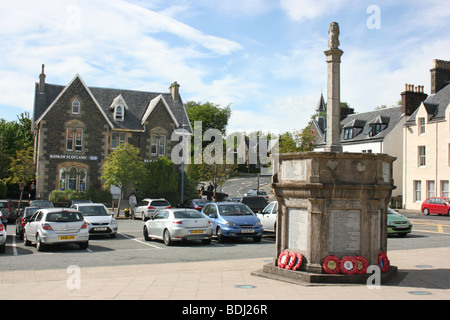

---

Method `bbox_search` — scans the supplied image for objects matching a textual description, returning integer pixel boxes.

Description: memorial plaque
[288,208,308,250]
[281,159,306,181]
[329,210,360,254]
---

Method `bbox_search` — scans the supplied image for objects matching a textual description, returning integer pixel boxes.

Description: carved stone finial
[328,22,340,49]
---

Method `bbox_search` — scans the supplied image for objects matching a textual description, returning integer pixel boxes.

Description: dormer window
[115,106,124,121]
[108,94,128,122]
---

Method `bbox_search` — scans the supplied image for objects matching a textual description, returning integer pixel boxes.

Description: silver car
[0,213,6,253]
[143,209,212,245]
[134,198,171,221]
[23,208,89,251]
[71,203,118,238]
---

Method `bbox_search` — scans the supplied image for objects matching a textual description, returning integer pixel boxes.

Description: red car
[421,197,450,216]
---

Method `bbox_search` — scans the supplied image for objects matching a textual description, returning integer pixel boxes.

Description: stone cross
[324,22,343,152]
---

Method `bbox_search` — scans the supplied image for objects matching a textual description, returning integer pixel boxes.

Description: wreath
[322,255,340,274]
[354,256,369,275]
[285,252,297,270]
[292,253,303,271]
[378,251,390,272]
[340,256,358,275]
[277,251,290,268]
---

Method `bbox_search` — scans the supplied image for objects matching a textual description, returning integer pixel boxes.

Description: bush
[49,188,112,204]
[0,180,6,198]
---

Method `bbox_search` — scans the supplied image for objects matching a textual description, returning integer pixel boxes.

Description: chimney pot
[169,81,180,101]
[431,59,450,94]
[39,64,46,93]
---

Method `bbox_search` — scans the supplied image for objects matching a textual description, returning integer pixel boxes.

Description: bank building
[32,65,192,200]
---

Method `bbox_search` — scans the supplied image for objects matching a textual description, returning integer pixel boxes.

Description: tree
[185,101,232,137]
[101,143,145,215]
[5,145,35,209]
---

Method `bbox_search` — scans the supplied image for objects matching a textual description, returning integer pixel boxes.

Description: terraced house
[32,65,191,200]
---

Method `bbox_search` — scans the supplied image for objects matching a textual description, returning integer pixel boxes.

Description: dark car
[177,199,208,211]
[16,207,40,239]
[0,200,15,223]
[241,196,268,213]
[421,197,450,216]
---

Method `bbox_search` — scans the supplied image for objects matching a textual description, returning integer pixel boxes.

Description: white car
[256,201,277,232]
[134,198,171,221]
[0,213,6,253]
[24,208,89,251]
[71,203,118,238]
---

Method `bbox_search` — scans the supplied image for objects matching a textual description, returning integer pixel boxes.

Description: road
[221,175,272,198]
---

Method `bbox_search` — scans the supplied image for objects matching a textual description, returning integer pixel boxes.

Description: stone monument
[254,22,397,284]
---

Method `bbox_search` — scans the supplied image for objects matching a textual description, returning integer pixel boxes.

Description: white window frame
[112,132,127,149]
[426,180,435,199]
[418,146,426,167]
[72,99,80,114]
[418,117,425,135]
[441,181,449,198]
[414,180,422,202]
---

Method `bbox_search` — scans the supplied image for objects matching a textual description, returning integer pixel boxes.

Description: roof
[405,82,450,126]
[315,106,404,146]
[33,74,192,133]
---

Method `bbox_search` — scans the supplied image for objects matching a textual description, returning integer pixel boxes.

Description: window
[414,180,422,202]
[418,117,425,135]
[111,132,127,149]
[418,146,426,167]
[115,106,124,121]
[59,167,87,192]
[72,100,80,114]
[426,180,435,199]
[66,128,83,152]
[441,181,449,198]
[151,135,166,156]
[343,127,362,140]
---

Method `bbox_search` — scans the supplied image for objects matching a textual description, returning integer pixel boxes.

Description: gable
[141,94,180,127]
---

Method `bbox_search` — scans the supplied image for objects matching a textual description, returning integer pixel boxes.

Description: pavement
[0,246,448,301]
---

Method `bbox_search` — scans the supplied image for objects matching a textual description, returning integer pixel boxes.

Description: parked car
[16,206,40,239]
[387,207,412,237]
[202,202,263,242]
[421,197,450,216]
[68,199,93,207]
[256,201,277,232]
[71,203,118,238]
[133,198,171,221]
[143,209,212,246]
[244,189,269,200]
[177,199,208,211]
[241,196,268,213]
[0,200,15,223]
[0,214,6,253]
[29,200,54,208]
[23,208,89,251]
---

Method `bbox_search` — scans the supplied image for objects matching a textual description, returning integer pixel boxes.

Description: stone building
[32,65,191,200]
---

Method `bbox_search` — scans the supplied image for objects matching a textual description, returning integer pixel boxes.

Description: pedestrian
[129,192,137,219]
[29,182,36,200]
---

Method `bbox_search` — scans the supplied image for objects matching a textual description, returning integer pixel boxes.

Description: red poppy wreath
[322,255,341,274]
[340,256,358,275]
[378,251,390,272]
[354,255,369,275]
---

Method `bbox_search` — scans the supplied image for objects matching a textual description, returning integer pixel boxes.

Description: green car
[387,207,412,237]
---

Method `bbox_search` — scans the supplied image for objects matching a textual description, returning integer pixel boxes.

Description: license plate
[190,230,204,234]
[94,227,108,231]
[60,236,75,240]
[240,229,254,233]
[397,225,409,229]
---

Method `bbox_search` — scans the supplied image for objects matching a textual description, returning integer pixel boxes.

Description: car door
[203,204,218,234]
[149,211,166,238]
[135,200,148,218]
[258,202,274,231]
[26,211,42,241]
[435,198,446,214]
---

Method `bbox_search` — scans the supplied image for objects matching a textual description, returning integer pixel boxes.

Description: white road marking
[119,233,163,249]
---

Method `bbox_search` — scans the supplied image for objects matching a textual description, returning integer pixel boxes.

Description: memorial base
[252,263,398,285]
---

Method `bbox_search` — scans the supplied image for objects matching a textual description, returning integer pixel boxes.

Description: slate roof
[33,76,192,133]
[405,82,450,126]
[315,106,404,146]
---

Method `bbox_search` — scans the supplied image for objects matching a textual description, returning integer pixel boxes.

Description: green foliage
[6,145,35,192]
[0,180,6,198]
[49,188,112,203]
[185,101,232,136]
[139,157,178,197]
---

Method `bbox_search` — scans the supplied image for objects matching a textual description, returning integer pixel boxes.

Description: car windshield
[77,205,110,216]
[151,200,170,206]
[30,200,54,208]
[174,210,204,219]
[218,204,254,216]
[46,211,84,222]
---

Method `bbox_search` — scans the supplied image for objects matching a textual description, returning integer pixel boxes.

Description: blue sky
[0,0,449,134]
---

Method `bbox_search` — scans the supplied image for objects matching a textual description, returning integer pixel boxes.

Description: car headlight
[111,218,117,225]
[225,221,237,226]
[255,221,262,226]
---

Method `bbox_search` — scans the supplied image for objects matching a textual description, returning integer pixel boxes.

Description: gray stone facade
[33,70,191,200]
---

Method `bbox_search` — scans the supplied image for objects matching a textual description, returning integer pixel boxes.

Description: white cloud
[279,0,350,22]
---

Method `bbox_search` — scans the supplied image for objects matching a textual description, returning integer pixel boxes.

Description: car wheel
[163,229,172,246]
[142,213,147,221]
[79,241,89,250]
[36,234,46,252]
[143,226,151,241]
[447,209,450,216]
[422,208,430,216]
[23,232,31,246]
[216,227,226,243]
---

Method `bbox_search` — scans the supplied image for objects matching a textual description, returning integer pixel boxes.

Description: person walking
[128,192,137,219]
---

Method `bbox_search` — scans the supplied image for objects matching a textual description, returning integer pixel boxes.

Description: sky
[0,0,449,135]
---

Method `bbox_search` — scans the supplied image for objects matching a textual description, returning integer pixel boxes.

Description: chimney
[430,59,450,94]
[39,64,46,93]
[169,81,180,101]
[401,83,428,116]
